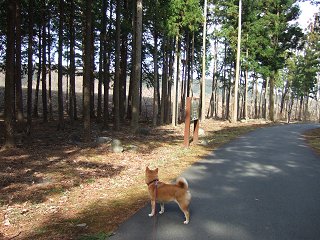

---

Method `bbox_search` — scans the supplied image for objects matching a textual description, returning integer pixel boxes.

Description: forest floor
[0,117,289,240]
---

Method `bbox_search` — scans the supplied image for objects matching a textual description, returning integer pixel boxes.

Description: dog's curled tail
[176,177,189,189]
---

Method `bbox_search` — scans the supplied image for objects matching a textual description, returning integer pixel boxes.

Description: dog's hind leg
[176,200,190,224]
[159,203,165,214]
[182,208,190,224]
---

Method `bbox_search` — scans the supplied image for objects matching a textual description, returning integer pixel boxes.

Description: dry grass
[0,118,272,240]
[304,127,320,155]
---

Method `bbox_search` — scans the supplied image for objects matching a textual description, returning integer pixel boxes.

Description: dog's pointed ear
[146,166,150,171]
[155,168,158,173]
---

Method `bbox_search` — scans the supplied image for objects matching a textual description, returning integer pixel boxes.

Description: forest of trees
[0,0,320,148]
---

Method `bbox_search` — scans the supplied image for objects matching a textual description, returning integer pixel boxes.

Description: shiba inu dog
[145,166,191,224]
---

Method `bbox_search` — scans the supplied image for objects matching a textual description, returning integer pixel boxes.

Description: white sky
[297,2,319,31]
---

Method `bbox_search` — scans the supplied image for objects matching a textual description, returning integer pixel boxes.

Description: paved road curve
[110,124,320,240]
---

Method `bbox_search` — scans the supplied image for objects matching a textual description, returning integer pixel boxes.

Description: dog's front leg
[148,200,155,217]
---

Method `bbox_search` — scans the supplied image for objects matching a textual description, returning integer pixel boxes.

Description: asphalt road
[109,124,320,240]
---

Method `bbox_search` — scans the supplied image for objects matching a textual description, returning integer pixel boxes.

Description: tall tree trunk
[83,0,92,142]
[303,96,309,121]
[15,0,24,125]
[244,47,248,120]
[103,0,112,127]
[69,0,77,122]
[222,41,227,120]
[33,27,41,118]
[280,80,289,117]
[27,0,34,135]
[48,15,53,121]
[131,0,142,130]
[120,0,129,121]
[180,40,187,122]
[287,93,294,123]
[127,0,136,121]
[41,2,48,123]
[254,75,258,118]
[190,32,195,98]
[167,42,174,124]
[201,0,208,120]
[120,36,128,121]
[226,64,232,120]
[152,2,159,126]
[232,0,242,123]
[57,0,64,129]
[139,65,142,116]
[97,29,103,122]
[172,35,179,127]
[269,72,275,121]
[207,38,218,119]
[160,37,168,125]
[263,77,269,119]
[114,0,121,130]
[4,0,16,148]
[185,32,190,99]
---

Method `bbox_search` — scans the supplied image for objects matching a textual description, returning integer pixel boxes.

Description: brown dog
[145,166,191,224]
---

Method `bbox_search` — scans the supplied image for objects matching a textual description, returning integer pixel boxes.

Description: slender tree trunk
[222,41,227,120]
[287,93,294,123]
[201,0,208,120]
[226,65,232,120]
[97,30,103,122]
[269,72,275,121]
[244,47,248,120]
[303,96,309,121]
[139,66,142,116]
[4,0,16,148]
[208,38,218,119]
[172,35,179,127]
[127,0,136,121]
[153,3,159,126]
[280,80,289,117]
[90,25,95,118]
[180,40,187,121]
[41,2,48,123]
[83,0,92,142]
[33,27,41,118]
[27,0,34,135]
[254,75,258,118]
[103,0,112,127]
[114,0,121,130]
[57,0,64,129]
[263,77,269,119]
[48,15,53,121]
[167,42,174,124]
[185,32,190,99]
[120,36,128,121]
[232,0,242,123]
[15,0,24,125]
[120,0,129,121]
[131,0,142,130]
[69,0,76,122]
[160,37,168,125]
[190,33,195,98]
